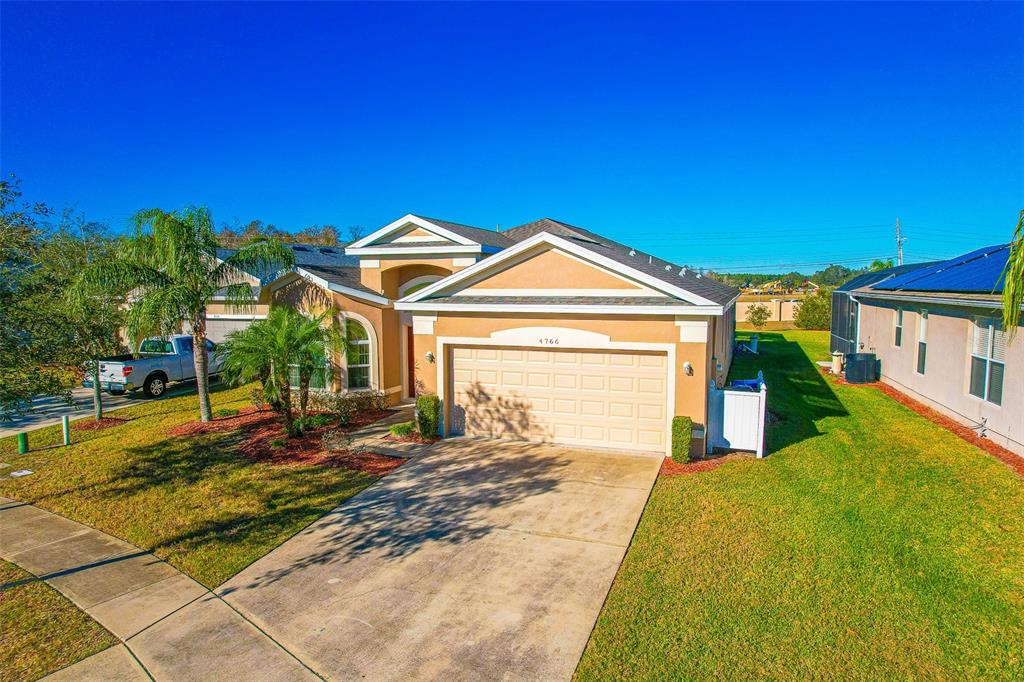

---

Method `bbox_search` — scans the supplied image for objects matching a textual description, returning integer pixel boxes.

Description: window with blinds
[895,309,904,347]
[969,319,1005,405]
[916,310,928,375]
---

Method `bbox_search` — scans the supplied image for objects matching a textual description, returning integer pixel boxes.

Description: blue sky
[2,2,1022,273]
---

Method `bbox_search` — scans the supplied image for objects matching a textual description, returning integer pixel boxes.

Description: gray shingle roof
[298,265,383,299]
[217,244,358,285]
[422,295,686,307]
[413,215,515,250]
[500,218,739,305]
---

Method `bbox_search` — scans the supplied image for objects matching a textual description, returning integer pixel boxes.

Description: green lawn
[0,385,379,587]
[0,560,117,681]
[577,330,1024,680]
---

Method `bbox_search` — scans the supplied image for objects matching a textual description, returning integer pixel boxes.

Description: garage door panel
[638,377,665,394]
[204,318,257,343]
[452,346,667,454]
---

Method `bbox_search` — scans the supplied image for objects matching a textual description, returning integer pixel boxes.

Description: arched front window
[346,319,371,389]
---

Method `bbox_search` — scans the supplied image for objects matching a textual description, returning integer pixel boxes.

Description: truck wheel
[143,375,166,398]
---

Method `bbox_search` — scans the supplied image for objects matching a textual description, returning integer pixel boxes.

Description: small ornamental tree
[745,303,770,330]
[794,287,833,330]
[217,306,342,436]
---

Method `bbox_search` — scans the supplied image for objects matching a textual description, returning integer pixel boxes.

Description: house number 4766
[539,338,560,345]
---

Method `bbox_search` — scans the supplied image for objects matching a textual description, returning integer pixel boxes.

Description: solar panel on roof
[871,244,1009,293]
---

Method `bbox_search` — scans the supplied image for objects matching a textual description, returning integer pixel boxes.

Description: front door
[406,325,416,398]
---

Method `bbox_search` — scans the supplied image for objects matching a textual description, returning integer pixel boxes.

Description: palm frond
[216,281,260,313]
[1002,209,1024,338]
[217,238,296,285]
[124,284,201,348]
[71,260,170,308]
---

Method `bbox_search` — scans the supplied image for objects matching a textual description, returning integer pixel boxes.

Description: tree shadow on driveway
[218,438,575,593]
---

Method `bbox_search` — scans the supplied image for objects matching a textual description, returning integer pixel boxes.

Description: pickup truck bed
[84,335,224,398]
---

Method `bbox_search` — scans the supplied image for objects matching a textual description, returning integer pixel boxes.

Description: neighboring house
[847,245,1023,456]
[223,214,739,457]
[830,262,936,355]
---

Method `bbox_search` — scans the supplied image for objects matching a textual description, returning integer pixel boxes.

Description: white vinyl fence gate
[707,371,767,458]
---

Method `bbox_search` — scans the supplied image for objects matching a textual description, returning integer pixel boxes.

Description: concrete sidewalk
[0,497,317,681]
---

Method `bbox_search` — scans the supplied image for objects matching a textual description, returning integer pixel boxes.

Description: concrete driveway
[219,438,662,681]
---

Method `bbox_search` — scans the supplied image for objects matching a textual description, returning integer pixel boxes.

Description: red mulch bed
[73,417,132,431]
[168,407,405,475]
[660,453,746,477]
[821,368,1024,478]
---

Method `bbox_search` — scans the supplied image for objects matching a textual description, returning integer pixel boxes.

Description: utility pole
[895,216,905,266]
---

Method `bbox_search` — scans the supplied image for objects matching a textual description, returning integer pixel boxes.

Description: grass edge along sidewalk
[0,384,386,588]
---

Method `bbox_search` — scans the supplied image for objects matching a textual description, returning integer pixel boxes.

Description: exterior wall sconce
[682,361,693,376]
[425,351,435,363]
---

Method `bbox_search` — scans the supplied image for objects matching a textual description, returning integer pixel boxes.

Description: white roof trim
[347,214,478,250]
[399,232,718,307]
[394,301,723,316]
[295,267,391,306]
[345,245,493,257]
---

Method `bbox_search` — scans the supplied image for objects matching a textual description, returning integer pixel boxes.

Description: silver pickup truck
[84,335,225,398]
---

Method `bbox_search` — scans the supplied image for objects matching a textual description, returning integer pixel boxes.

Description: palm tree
[1002,209,1024,338]
[218,306,343,436]
[73,206,294,421]
[291,309,344,426]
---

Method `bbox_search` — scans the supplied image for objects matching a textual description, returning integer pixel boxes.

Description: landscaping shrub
[213,408,239,418]
[745,303,770,330]
[416,394,441,438]
[293,413,334,431]
[389,421,416,438]
[671,416,693,463]
[304,390,389,425]
[794,287,833,330]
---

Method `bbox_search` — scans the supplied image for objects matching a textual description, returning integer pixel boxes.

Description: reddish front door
[406,325,416,398]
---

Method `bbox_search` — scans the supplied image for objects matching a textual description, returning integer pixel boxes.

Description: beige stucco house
[848,244,1022,457]
[221,214,739,457]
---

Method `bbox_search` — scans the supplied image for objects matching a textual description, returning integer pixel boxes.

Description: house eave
[344,245,495,257]
[853,290,1007,310]
[294,267,391,306]
[394,301,724,316]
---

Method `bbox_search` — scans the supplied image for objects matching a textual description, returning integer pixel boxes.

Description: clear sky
[2,1,1022,272]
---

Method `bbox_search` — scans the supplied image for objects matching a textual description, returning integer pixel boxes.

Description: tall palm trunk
[192,311,213,422]
[92,356,103,421]
[279,374,297,436]
[298,369,310,426]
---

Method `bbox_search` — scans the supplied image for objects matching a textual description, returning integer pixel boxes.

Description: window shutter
[988,361,1004,406]
[992,326,1007,363]
[973,320,991,357]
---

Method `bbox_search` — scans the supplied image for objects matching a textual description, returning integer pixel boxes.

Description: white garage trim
[206,313,267,320]
[435,329,676,457]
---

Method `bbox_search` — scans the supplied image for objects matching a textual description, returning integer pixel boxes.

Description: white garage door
[450,346,668,453]
[205,318,257,343]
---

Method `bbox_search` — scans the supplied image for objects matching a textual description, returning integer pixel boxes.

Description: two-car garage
[448,346,669,454]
